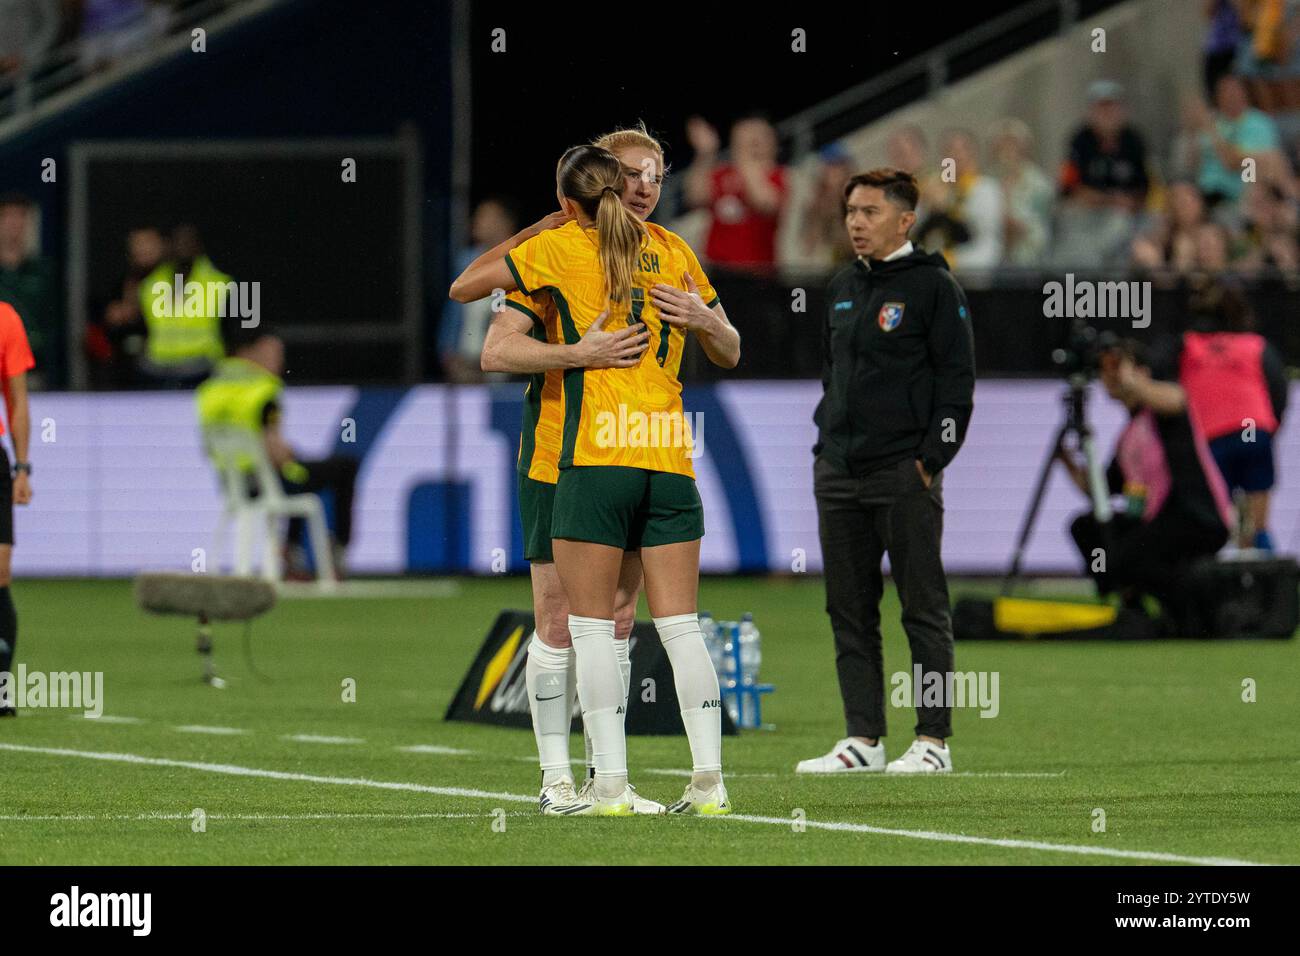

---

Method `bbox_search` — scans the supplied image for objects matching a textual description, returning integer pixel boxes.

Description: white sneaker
[666,780,731,816]
[578,779,665,816]
[886,739,953,774]
[795,737,885,774]
[538,779,595,816]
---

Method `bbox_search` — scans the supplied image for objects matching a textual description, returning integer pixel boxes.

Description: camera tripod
[1001,376,1113,595]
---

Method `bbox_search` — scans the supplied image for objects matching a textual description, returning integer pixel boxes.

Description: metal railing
[0,0,279,136]
[775,0,1095,157]
[660,0,1130,218]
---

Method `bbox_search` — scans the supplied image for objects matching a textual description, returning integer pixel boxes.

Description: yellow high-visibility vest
[195,357,282,473]
[141,256,232,365]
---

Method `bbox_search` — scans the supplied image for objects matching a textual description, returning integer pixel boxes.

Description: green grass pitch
[0,577,1296,865]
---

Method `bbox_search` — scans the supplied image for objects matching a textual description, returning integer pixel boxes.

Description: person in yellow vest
[141,225,230,388]
[196,315,359,579]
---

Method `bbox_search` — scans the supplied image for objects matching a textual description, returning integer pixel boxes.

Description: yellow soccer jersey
[504,289,564,484]
[505,220,719,478]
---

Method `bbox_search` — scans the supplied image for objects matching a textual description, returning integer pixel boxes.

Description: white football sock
[525,634,573,788]
[582,638,630,780]
[569,615,627,797]
[614,636,632,708]
[567,652,594,780]
[655,613,723,788]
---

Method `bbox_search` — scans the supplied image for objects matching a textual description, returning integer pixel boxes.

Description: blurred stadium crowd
[0,0,226,98]
[443,2,1300,382]
[3,0,1300,389]
[684,0,1300,278]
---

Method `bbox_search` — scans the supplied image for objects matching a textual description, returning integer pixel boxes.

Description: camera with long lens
[1051,319,1118,381]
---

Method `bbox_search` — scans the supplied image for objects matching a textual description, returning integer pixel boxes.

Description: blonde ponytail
[595,186,643,305]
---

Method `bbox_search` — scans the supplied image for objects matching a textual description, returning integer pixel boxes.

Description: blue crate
[716,619,774,729]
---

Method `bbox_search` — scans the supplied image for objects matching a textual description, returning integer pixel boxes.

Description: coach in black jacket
[797,168,975,776]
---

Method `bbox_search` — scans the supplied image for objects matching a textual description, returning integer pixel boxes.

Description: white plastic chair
[202,424,337,590]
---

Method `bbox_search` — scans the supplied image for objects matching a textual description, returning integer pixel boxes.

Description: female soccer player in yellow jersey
[451,141,740,816]
[455,128,667,815]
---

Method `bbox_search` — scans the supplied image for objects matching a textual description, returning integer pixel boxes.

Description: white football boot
[885,739,953,774]
[538,779,595,816]
[573,779,656,817]
[578,778,666,815]
[666,780,731,816]
[628,786,667,815]
[795,737,886,774]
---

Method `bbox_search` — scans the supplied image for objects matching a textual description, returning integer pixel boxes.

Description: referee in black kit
[797,168,975,775]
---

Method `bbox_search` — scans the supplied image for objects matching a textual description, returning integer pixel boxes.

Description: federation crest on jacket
[878,301,905,331]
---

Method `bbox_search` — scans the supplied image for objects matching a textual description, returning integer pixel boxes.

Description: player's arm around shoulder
[481,298,542,373]
[449,247,521,304]
[481,294,649,374]
[649,226,740,369]
[692,296,741,370]
[449,212,573,303]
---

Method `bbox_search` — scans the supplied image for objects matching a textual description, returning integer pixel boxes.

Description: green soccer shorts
[518,473,558,562]
[551,465,704,551]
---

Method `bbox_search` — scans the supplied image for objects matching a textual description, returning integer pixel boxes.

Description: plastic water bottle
[739,612,761,686]
[698,611,723,677]
[720,621,740,723]
[720,621,738,682]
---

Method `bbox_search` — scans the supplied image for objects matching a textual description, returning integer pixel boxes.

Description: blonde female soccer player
[455,128,731,816]
[451,143,739,815]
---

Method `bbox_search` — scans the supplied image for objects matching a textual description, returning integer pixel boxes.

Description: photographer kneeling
[1059,339,1234,635]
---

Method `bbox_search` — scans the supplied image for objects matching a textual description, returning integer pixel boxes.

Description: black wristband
[13,461,31,476]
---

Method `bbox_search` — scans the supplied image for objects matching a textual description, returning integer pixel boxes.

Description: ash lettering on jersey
[637,251,661,275]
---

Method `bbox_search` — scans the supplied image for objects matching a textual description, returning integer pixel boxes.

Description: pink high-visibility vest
[1116,407,1235,530]
[1180,332,1278,440]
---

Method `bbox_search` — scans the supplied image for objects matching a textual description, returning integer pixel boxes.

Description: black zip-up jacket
[813,247,975,478]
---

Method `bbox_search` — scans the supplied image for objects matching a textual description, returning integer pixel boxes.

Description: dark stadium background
[469,0,1039,224]
[0,0,1188,388]
[466,0,1177,382]
[2,0,1297,577]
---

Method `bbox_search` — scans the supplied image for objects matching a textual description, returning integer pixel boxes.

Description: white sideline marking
[174,725,249,736]
[644,768,780,779]
[0,742,533,804]
[0,811,526,822]
[820,771,1069,779]
[946,770,1066,780]
[284,734,365,745]
[415,751,1061,780]
[641,768,1061,780]
[64,724,1069,781]
[722,813,1263,866]
[0,742,1265,866]
[74,715,143,725]
[946,772,1067,779]
[277,580,461,600]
